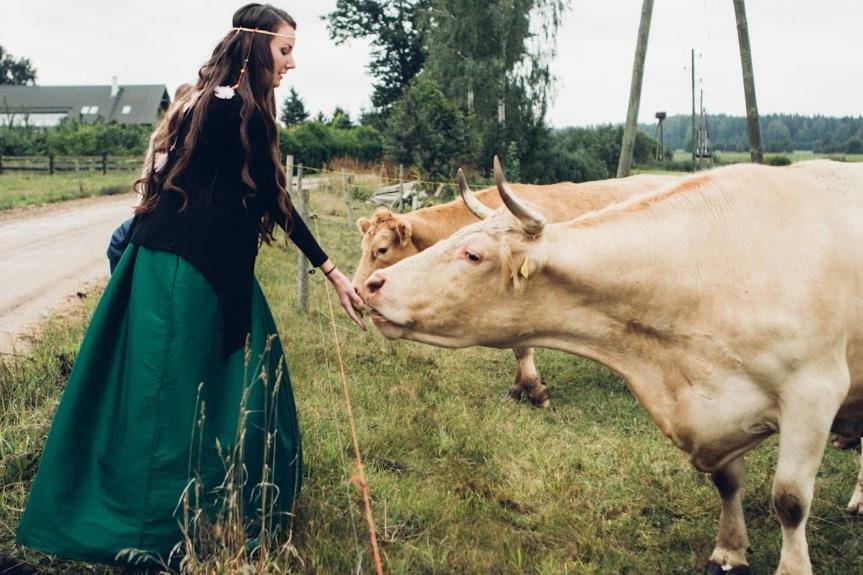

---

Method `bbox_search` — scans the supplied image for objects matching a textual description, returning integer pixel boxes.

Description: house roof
[0,84,170,125]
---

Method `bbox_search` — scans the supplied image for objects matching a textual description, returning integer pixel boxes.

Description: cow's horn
[457,168,494,220]
[493,156,546,234]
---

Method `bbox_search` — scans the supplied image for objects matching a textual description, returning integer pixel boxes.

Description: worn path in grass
[0,193,137,353]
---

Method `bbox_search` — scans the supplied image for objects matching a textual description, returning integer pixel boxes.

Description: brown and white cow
[352,173,676,406]
[364,158,863,574]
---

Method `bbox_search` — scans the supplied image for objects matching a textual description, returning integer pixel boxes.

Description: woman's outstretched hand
[325,266,367,331]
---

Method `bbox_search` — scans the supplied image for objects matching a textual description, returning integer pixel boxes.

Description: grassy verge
[0,172,137,212]
[672,150,863,164]
[1,183,861,574]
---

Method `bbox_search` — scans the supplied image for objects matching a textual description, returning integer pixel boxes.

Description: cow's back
[585,161,863,393]
[471,174,676,224]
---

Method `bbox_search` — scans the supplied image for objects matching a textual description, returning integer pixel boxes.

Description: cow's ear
[396,220,412,247]
[501,238,543,292]
[356,217,372,234]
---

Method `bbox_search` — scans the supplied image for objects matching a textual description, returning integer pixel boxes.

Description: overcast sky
[3,1,861,127]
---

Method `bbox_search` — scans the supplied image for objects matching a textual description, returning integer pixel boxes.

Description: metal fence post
[296,164,310,314]
[342,168,354,226]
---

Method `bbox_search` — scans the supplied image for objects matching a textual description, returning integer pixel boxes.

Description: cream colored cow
[364,158,863,575]
[352,173,676,406]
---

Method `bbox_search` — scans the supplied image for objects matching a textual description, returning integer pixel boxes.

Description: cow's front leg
[771,384,843,575]
[509,347,550,408]
[706,456,751,574]
[847,445,863,515]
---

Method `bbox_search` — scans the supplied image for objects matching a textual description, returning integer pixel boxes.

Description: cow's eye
[376,246,388,256]
[466,250,481,263]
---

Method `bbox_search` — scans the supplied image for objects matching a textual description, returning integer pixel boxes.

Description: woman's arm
[248,110,365,329]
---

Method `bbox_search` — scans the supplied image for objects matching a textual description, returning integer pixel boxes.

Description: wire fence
[284,154,482,314]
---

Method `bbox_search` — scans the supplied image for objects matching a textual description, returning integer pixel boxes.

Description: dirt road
[0,194,138,353]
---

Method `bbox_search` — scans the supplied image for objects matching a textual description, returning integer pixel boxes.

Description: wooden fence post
[296,164,310,314]
[49,155,54,176]
[285,154,294,204]
[397,164,404,212]
[0,155,4,175]
[341,168,354,226]
[101,153,107,175]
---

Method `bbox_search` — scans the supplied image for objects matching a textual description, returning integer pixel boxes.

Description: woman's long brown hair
[134,3,295,243]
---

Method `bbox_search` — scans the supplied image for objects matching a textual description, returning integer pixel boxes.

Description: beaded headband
[232,26,296,39]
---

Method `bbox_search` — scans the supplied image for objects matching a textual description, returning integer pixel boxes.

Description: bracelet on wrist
[323,265,337,277]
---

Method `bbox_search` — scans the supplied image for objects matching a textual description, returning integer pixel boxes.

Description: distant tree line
[640,113,863,154]
[4,31,862,184]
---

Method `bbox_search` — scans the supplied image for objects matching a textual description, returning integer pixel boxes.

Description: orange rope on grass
[313,220,385,575]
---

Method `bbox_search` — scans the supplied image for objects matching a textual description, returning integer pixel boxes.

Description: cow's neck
[523,214,722,440]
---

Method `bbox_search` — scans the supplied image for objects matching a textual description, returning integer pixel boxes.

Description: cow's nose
[365,272,386,296]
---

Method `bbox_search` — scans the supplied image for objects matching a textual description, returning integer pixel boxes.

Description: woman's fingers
[325,268,367,330]
[348,288,365,312]
[341,294,367,330]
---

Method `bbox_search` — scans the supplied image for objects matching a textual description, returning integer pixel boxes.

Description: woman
[16,3,364,566]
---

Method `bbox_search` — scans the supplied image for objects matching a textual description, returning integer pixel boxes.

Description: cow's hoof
[525,380,550,408]
[830,433,861,450]
[846,498,863,516]
[706,561,752,575]
[507,386,524,402]
[528,389,550,409]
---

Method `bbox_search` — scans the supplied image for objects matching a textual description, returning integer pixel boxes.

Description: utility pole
[733,0,764,163]
[691,49,697,168]
[617,0,655,178]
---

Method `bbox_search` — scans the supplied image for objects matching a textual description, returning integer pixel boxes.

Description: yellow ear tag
[520,257,530,280]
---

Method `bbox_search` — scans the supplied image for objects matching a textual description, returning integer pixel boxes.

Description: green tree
[279,88,309,126]
[421,0,570,179]
[326,0,431,112]
[331,106,353,129]
[846,136,863,154]
[0,45,37,85]
[383,76,473,181]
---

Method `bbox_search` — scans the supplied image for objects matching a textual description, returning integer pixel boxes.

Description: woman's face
[270,22,296,88]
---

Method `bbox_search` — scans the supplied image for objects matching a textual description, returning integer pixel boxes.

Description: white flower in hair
[214,85,236,99]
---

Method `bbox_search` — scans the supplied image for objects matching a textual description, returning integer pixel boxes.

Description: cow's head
[351,207,421,294]
[364,157,551,348]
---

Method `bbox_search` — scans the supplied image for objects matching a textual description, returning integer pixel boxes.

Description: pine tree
[331,106,353,129]
[279,88,309,127]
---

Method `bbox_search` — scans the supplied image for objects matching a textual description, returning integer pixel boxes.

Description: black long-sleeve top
[130,92,327,355]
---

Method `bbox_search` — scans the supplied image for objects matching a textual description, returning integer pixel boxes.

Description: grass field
[672,150,863,164]
[1,178,861,574]
[0,172,137,211]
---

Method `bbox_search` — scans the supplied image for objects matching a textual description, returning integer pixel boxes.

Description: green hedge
[279,122,383,168]
[0,118,151,156]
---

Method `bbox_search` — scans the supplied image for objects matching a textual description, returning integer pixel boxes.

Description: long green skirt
[16,245,302,565]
